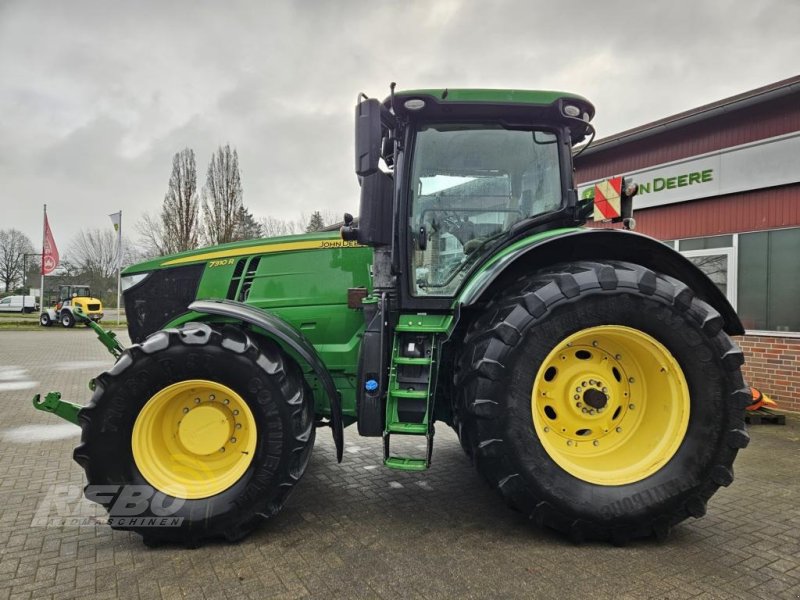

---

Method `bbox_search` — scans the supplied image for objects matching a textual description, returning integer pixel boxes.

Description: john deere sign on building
[579,131,800,211]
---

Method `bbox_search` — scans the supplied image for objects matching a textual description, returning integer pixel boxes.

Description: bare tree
[202,144,244,245]
[136,149,200,257]
[0,229,34,292]
[136,212,169,258]
[162,148,200,253]
[259,216,303,238]
[68,229,136,300]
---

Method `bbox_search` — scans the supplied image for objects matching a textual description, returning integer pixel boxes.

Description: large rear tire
[454,261,750,543]
[74,322,315,547]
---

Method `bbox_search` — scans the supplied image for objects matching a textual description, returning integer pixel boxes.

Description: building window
[675,229,800,334]
[678,235,733,251]
[737,228,800,333]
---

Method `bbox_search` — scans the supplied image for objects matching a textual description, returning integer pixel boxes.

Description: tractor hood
[122,231,357,276]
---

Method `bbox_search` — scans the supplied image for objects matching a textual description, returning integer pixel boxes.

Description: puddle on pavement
[2,423,80,442]
[53,360,109,371]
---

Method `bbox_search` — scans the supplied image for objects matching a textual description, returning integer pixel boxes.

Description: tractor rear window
[408,123,561,296]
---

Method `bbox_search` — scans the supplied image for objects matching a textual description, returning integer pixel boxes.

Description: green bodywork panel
[153,233,374,423]
[457,227,583,306]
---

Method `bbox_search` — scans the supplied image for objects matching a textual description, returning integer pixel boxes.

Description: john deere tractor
[33,87,749,547]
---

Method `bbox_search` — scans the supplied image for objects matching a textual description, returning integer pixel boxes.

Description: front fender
[187,299,345,462]
[458,228,744,336]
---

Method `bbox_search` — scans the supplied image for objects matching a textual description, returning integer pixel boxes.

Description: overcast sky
[1,0,798,254]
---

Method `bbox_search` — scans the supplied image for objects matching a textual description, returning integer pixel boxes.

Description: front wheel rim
[531,325,690,486]
[132,380,258,499]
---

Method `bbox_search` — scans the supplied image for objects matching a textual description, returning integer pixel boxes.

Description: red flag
[42,214,59,275]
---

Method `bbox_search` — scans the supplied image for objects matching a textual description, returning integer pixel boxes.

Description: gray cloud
[1,0,798,253]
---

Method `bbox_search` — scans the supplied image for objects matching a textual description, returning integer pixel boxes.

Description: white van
[0,295,37,313]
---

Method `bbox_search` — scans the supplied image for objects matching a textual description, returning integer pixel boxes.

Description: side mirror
[355,98,382,177]
[357,171,393,246]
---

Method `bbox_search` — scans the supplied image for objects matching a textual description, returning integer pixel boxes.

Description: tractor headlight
[403,98,426,111]
[121,272,150,292]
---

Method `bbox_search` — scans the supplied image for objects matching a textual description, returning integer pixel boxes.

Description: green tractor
[33,87,749,546]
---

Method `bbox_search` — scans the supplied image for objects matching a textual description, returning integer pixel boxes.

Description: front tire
[74,323,315,547]
[39,313,51,327]
[455,261,750,543]
[61,311,75,328]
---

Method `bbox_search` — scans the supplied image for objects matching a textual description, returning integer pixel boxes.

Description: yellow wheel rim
[132,380,257,499]
[531,326,690,486]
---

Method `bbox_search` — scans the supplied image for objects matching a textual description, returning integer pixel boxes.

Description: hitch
[74,307,125,359]
[32,392,82,426]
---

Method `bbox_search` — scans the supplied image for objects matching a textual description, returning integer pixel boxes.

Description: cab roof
[387,88,595,122]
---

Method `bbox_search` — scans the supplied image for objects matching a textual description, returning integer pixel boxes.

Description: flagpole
[117,210,122,325]
[40,204,46,312]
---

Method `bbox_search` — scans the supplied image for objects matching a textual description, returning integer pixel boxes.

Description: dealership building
[575,75,800,413]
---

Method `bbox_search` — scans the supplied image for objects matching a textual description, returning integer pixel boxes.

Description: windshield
[408,123,562,296]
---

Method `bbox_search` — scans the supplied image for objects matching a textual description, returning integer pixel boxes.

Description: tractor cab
[57,285,91,306]
[347,88,595,309]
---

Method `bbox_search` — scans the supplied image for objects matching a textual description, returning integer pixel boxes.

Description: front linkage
[31,308,125,426]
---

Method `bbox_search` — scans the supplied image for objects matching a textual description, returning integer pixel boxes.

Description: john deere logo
[639,169,713,195]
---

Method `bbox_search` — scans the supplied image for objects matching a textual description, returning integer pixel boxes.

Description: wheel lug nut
[576,387,581,393]
[194,398,200,404]
[615,354,622,360]
[628,377,635,383]
[576,402,583,408]
[219,447,225,452]
[582,408,588,414]
[581,381,587,387]
[544,427,550,433]
[593,440,600,446]
[602,387,608,393]
[183,407,189,414]
[233,410,239,416]
[223,399,230,405]
[235,423,242,429]
[616,427,622,433]
[567,440,573,446]
[209,394,215,401]
[230,437,237,443]
[574,394,580,400]
[592,341,598,347]
[629,403,635,410]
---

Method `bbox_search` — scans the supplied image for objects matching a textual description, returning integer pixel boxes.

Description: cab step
[383,316,445,471]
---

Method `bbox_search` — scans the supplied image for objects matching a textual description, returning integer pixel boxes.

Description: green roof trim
[395,88,591,107]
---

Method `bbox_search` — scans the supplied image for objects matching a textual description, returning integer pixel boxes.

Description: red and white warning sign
[593,176,622,221]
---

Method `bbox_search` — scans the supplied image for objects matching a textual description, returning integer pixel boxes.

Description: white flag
[109,211,122,269]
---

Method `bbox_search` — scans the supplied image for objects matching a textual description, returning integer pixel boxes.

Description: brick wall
[736,334,800,414]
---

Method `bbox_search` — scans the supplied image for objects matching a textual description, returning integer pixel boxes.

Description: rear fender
[187,299,345,462]
[458,228,744,335]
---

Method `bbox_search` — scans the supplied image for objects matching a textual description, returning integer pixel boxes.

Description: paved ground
[1,329,799,600]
